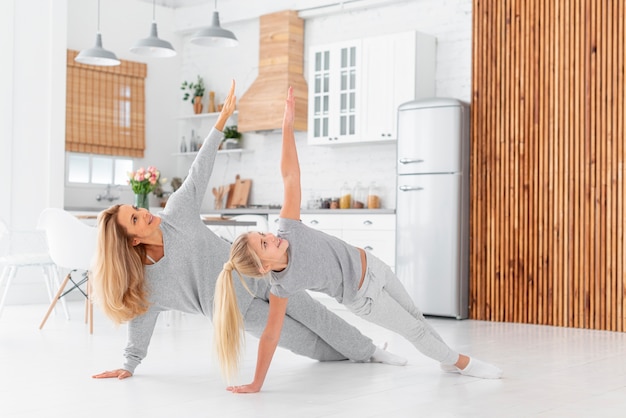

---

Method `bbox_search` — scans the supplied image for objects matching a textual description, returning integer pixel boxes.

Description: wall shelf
[176,110,238,121]
[172,148,251,158]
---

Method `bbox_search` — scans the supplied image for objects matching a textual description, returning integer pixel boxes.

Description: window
[66,153,133,186]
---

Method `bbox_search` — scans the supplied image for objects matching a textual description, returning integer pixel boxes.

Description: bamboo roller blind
[470,0,625,331]
[66,50,147,157]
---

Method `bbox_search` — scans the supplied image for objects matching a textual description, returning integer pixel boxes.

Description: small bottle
[339,182,351,209]
[180,136,187,153]
[352,182,366,209]
[190,129,197,151]
[367,181,382,209]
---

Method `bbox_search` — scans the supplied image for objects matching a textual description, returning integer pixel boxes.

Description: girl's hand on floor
[226,383,261,394]
[92,369,133,380]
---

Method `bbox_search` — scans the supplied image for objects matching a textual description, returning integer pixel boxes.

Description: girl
[91,80,403,381]
[214,87,503,393]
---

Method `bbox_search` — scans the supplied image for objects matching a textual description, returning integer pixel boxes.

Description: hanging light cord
[97,0,101,33]
[152,0,156,21]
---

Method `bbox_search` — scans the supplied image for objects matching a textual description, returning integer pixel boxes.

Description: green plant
[181,75,206,101]
[223,125,242,141]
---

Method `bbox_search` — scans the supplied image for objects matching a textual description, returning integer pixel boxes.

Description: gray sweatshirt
[270,218,361,304]
[123,128,267,373]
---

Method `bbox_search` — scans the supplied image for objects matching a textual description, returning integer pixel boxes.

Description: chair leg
[87,274,93,334]
[39,272,71,330]
[0,266,18,318]
[49,265,70,320]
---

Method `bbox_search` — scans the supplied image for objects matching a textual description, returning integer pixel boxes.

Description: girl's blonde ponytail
[213,261,245,382]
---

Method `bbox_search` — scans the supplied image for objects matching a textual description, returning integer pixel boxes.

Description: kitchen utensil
[226,174,252,208]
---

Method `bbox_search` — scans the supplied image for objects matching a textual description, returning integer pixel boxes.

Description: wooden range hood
[237,10,308,132]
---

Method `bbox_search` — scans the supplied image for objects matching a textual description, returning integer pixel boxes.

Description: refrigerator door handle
[398,158,425,165]
[399,185,424,192]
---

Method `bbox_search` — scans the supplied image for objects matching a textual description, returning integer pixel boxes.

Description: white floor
[1,300,626,418]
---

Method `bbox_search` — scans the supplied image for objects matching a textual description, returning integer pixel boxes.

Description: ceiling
[136,0,210,9]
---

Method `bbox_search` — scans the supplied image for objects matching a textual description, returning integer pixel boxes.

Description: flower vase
[193,96,203,114]
[134,193,149,209]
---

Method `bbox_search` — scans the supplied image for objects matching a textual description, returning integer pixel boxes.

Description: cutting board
[226,175,252,208]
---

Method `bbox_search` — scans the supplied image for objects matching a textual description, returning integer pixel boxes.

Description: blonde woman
[214,87,503,393]
[90,80,403,381]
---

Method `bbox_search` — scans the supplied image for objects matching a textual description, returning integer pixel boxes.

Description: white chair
[37,208,98,334]
[0,218,70,319]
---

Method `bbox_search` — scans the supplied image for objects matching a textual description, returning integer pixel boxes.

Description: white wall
[64,0,182,210]
[174,0,472,210]
[4,0,471,305]
[62,0,472,211]
[1,0,68,305]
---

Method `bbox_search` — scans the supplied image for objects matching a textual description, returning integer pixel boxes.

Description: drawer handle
[364,246,373,251]
[363,220,373,226]
[398,158,424,165]
[310,220,319,225]
[399,185,424,192]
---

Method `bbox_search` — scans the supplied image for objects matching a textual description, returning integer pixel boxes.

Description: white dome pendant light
[75,0,120,66]
[130,0,176,57]
[190,0,238,47]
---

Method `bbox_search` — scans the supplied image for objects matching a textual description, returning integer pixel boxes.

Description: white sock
[440,363,460,374]
[459,358,503,379]
[369,342,407,366]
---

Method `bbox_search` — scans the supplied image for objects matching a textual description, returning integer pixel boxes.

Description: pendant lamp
[75,0,120,66]
[130,0,176,57]
[190,0,238,47]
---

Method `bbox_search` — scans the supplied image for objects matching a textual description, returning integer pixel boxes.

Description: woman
[91,80,404,380]
[214,87,503,393]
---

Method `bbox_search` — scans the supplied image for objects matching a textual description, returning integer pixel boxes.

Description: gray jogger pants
[344,253,459,365]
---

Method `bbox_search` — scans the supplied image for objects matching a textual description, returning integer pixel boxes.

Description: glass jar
[352,182,367,209]
[367,181,382,209]
[339,182,352,209]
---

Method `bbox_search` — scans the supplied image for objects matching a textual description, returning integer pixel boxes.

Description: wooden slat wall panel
[470,0,626,331]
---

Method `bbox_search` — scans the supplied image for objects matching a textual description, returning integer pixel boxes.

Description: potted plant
[181,75,206,114]
[221,125,242,149]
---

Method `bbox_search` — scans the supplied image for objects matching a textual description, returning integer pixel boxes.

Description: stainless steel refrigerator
[395,98,469,319]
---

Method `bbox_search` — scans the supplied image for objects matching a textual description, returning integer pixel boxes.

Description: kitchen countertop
[66,207,395,216]
[202,208,396,215]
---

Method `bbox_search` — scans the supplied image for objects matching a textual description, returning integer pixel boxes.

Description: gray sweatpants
[344,253,459,365]
[243,288,376,362]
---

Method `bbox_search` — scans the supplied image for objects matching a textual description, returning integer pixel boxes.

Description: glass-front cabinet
[308,41,361,145]
[308,31,436,146]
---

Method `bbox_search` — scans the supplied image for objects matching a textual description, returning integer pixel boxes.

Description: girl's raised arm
[278,87,301,220]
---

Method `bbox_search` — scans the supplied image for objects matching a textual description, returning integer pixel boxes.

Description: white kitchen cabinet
[341,214,396,269]
[307,41,362,145]
[361,31,436,143]
[268,213,395,270]
[308,31,435,146]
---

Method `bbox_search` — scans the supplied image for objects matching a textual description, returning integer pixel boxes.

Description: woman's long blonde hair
[92,205,149,325]
[213,232,265,382]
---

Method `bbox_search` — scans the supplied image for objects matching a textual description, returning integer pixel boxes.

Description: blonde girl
[214,87,503,393]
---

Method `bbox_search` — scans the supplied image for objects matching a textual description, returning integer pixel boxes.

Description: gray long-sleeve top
[123,128,267,373]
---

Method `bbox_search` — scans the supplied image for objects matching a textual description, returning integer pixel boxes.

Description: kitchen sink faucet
[95,184,120,203]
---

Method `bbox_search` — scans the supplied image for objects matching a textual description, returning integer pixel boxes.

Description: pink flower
[128,165,162,195]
